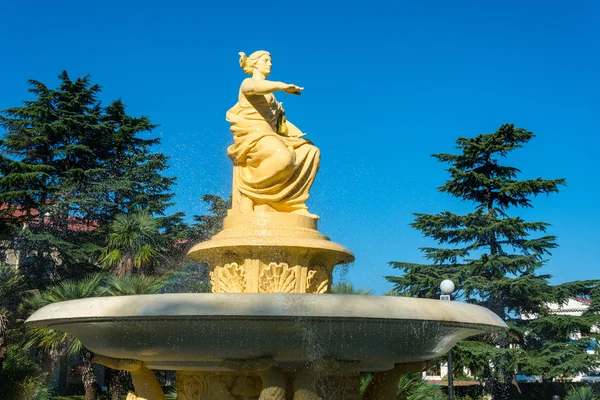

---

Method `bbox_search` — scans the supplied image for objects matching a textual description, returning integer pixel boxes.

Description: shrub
[565,386,599,400]
[408,382,445,400]
[0,345,50,400]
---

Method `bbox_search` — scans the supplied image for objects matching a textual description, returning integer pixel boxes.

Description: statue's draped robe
[226,89,320,213]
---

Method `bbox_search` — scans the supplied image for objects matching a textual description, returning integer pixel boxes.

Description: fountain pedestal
[184,210,359,399]
[188,211,354,294]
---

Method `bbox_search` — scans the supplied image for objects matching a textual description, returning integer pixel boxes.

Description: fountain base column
[93,356,165,400]
[362,362,429,400]
[188,211,354,294]
[292,372,361,400]
[259,367,286,400]
[176,371,263,399]
[172,369,362,400]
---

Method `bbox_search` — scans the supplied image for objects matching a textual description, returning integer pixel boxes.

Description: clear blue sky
[1,0,598,294]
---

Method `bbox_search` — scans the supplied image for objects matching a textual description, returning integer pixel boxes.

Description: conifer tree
[387,124,599,398]
[187,194,230,243]
[0,71,178,286]
[0,71,193,398]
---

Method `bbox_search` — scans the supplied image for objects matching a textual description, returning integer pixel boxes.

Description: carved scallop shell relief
[210,262,246,293]
[259,263,296,293]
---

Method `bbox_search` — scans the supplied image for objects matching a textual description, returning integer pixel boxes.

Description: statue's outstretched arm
[242,79,303,95]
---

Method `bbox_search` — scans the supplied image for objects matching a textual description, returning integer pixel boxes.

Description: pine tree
[99,99,176,220]
[0,71,178,286]
[0,72,105,283]
[186,194,230,243]
[386,124,599,398]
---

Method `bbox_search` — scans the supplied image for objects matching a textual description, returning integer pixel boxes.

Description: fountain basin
[26,293,506,372]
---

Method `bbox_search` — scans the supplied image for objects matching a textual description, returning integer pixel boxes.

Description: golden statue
[226,50,320,219]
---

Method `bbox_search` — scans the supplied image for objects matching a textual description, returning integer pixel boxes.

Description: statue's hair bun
[239,52,247,69]
[239,50,270,75]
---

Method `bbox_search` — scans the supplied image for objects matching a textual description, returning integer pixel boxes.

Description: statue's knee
[273,148,294,170]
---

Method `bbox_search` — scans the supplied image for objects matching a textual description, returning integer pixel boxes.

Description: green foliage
[165,387,178,400]
[22,273,169,355]
[163,261,211,293]
[565,386,599,400]
[161,194,230,293]
[0,344,50,400]
[0,263,23,339]
[99,211,164,276]
[0,268,50,399]
[395,372,445,400]
[21,273,169,399]
[22,273,106,356]
[388,125,565,306]
[0,71,229,399]
[386,124,599,396]
[0,71,178,287]
[104,274,168,295]
[361,372,445,399]
[0,344,41,385]
[407,382,446,400]
[331,282,373,295]
[186,194,230,243]
[359,372,373,393]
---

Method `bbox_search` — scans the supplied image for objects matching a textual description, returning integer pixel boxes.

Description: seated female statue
[226,50,320,219]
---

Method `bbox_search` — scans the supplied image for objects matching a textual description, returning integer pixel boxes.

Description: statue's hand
[282,84,303,95]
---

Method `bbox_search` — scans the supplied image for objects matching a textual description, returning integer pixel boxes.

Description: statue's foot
[292,209,320,220]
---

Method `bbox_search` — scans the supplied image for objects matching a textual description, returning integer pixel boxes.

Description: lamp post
[440,279,456,400]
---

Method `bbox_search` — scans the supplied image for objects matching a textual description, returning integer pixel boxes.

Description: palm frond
[23,273,107,312]
[99,211,164,274]
[24,326,82,357]
[565,386,599,400]
[105,274,168,295]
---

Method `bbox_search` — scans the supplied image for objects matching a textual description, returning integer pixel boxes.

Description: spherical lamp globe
[440,279,455,295]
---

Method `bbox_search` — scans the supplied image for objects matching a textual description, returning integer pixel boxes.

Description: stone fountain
[26,50,506,400]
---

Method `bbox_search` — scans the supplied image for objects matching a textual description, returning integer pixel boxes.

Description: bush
[565,386,599,400]
[0,345,50,400]
[408,382,445,400]
[394,373,445,400]
[51,397,85,400]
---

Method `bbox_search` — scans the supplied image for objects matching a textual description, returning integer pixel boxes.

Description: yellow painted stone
[94,355,165,400]
[189,50,354,295]
[188,210,354,294]
[227,50,319,218]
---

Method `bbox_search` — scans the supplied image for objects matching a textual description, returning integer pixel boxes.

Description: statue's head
[239,50,271,76]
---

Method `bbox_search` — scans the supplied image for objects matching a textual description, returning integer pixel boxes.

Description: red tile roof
[575,296,592,305]
[0,203,98,232]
